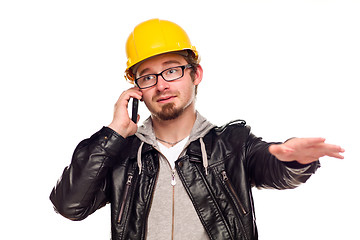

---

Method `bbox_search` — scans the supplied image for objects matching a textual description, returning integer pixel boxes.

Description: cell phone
[131,98,139,123]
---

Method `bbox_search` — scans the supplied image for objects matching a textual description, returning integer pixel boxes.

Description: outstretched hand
[269,138,345,165]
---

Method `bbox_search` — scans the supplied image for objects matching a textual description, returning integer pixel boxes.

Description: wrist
[108,122,131,138]
[99,127,128,156]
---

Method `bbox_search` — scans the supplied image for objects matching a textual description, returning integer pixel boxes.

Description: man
[50,19,344,240]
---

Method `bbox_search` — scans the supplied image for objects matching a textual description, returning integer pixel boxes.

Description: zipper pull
[126,174,133,185]
[171,169,176,186]
[221,170,228,182]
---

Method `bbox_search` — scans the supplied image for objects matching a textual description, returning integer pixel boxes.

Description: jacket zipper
[117,173,134,223]
[171,169,176,240]
[147,149,178,240]
[221,170,247,215]
[160,149,177,240]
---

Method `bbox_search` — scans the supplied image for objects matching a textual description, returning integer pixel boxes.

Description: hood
[135,111,216,174]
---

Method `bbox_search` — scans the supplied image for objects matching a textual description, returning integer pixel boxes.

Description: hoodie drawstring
[137,141,144,175]
[199,137,208,175]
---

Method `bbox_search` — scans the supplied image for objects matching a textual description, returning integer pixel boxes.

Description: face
[136,53,202,121]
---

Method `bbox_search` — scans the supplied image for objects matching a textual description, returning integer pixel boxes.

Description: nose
[155,75,170,92]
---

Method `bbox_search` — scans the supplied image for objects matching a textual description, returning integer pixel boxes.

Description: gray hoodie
[135,112,215,240]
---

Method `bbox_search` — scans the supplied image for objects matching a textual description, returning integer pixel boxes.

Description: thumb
[269,144,294,156]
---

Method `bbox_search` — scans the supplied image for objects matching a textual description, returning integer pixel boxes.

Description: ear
[193,64,203,86]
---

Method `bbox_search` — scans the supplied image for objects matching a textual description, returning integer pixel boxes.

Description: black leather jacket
[50,121,319,240]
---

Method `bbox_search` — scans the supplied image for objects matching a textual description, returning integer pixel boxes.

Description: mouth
[156,95,176,103]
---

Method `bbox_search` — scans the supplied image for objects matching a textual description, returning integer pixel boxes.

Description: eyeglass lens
[136,66,185,89]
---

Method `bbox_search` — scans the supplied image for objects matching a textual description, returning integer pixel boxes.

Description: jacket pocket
[117,173,134,223]
[220,170,247,215]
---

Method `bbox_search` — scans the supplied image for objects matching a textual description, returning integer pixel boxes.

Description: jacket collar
[135,111,215,150]
[132,112,216,175]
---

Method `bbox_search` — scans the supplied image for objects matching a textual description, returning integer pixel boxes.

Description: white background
[1,0,359,239]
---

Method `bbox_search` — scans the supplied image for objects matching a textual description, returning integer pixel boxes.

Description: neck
[152,104,196,144]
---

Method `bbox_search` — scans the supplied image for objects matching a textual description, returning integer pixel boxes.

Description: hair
[183,50,200,96]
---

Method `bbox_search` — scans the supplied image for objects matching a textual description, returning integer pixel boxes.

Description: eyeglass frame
[134,64,193,89]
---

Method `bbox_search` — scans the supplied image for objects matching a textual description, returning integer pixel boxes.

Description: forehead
[135,53,187,76]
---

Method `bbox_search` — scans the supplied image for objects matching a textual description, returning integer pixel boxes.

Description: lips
[156,95,176,103]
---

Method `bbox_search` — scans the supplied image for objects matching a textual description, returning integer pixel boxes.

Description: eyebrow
[138,60,183,77]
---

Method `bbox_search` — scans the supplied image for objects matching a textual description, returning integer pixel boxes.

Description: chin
[154,103,184,121]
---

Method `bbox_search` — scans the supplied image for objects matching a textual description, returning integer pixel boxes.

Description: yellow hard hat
[125,18,199,82]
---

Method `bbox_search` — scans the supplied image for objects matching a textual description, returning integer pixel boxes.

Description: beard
[154,102,184,121]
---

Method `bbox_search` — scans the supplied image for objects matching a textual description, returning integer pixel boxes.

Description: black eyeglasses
[135,64,192,89]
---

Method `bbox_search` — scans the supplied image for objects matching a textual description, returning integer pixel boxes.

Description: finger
[324,144,345,159]
[323,143,344,152]
[126,89,143,100]
[308,146,345,160]
[302,137,326,146]
[130,92,143,101]
[326,152,345,159]
[117,90,142,107]
[317,143,344,154]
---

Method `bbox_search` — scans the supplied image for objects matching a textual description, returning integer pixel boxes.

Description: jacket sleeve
[50,127,128,220]
[245,127,320,189]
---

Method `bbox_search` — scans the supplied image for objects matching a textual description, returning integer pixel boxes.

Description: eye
[165,68,179,75]
[141,75,155,82]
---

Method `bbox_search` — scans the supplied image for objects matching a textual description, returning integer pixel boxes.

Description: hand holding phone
[108,88,141,138]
